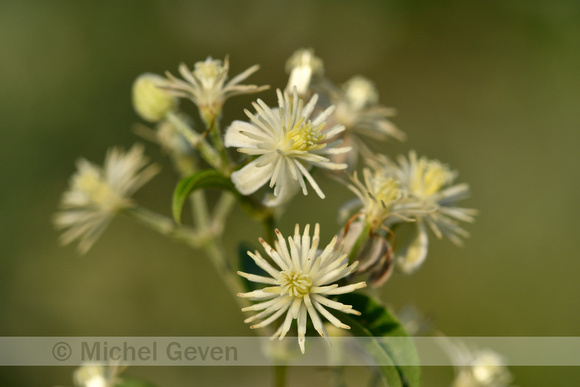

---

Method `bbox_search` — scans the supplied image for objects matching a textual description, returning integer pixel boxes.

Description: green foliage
[172,170,236,223]
[237,241,262,292]
[337,293,421,387]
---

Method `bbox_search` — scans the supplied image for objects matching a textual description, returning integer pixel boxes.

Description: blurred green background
[1,0,579,385]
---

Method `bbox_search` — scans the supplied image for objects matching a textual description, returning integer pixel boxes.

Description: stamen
[278,270,312,298]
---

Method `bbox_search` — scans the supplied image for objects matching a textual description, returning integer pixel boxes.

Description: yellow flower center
[411,159,453,197]
[76,170,123,211]
[279,270,313,298]
[373,176,400,204]
[283,120,327,152]
[194,59,223,89]
[365,172,400,223]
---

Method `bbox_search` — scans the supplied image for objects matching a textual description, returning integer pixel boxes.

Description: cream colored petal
[396,221,429,274]
[231,156,276,195]
[263,178,300,207]
[224,120,270,148]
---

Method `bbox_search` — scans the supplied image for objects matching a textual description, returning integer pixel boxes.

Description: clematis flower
[225,88,351,202]
[339,151,476,274]
[160,56,269,124]
[383,151,477,245]
[332,75,405,143]
[438,338,514,387]
[237,224,366,354]
[371,151,477,273]
[53,144,159,254]
[338,159,432,284]
[346,167,408,227]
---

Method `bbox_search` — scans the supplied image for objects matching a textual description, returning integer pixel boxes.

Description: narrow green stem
[202,238,248,310]
[348,222,372,263]
[191,190,210,229]
[124,206,205,249]
[167,112,223,173]
[126,205,249,310]
[211,192,236,235]
[207,119,231,173]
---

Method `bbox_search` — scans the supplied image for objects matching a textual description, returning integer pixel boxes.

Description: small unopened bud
[285,48,324,95]
[132,73,177,122]
[342,75,379,111]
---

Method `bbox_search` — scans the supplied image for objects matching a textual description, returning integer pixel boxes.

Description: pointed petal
[396,221,429,274]
[231,155,276,195]
[237,271,278,285]
[297,303,307,354]
[225,120,270,148]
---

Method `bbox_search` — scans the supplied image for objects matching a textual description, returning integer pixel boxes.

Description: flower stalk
[125,205,249,310]
[167,112,225,174]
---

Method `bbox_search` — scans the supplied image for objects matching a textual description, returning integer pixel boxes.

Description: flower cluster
[385,152,476,273]
[54,49,481,381]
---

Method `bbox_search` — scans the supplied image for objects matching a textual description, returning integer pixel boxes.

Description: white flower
[341,152,476,273]
[238,224,366,354]
[333,75,405,142]
[285,48,324,96]
[53,144,159,254]
[345,167,411,227]
[337,161,432,284]
[340,158,431,230]
[370,151,477,273]
[439,338,513,387]
[385,151,477,245]
[225,88,350,201]
[71,364,125,387]
[160,56,269,123]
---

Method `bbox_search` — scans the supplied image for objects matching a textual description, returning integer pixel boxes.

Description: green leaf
[337,293,421,387]
[237,241,262,292]
[172,169,236,223]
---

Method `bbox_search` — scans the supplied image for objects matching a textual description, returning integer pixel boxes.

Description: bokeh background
[1,0,579,385]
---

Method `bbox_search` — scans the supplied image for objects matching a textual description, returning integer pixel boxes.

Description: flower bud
[341,75,379,112]
[339,219,394,287]
[132,73,177,122]
[285,48,324,96]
